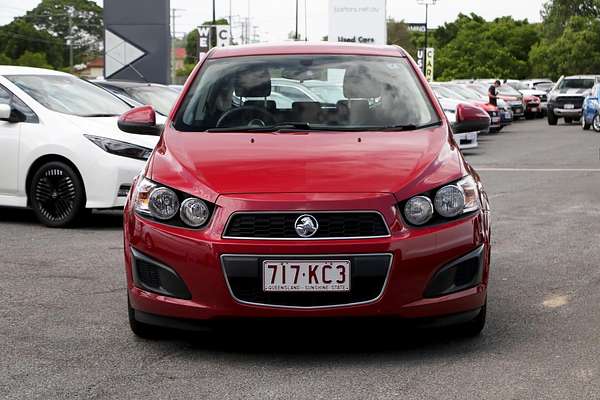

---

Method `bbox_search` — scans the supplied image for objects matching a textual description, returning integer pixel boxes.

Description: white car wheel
[593,115,600,132]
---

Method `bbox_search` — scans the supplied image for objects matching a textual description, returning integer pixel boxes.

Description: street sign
[328,0,387,45]
[197,25,230,55]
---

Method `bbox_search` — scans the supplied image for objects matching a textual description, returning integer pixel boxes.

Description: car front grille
[223,212,390,239]
[221,254,392,307]
[555,96,584,108]
[539,94,548,102]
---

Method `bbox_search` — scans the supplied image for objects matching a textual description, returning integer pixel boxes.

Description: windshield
[497,85,521,96]
[557,78,595,90]
[126,86,179,116]
[507,81,528,90]
[174,55,439,132]
[431,85,467,100]
[6,75,130,117]
[534,82,554,92]
[446,85,482,100]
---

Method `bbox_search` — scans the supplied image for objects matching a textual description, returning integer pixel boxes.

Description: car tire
[455,303,487,337]
[29,161,86,228]
[525,113,534,120]
[593,115,600,132]
[547,112,558,125]
[582,116,591,130]
[564,117,573,124]
[128,297,162,339]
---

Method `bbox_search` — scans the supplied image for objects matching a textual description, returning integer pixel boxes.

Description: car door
[0,84,21,195]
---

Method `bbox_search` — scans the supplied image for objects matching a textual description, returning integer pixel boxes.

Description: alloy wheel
[34,167,77,223]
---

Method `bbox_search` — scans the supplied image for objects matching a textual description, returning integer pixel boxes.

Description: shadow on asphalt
[136,320,488,355]
[0,207,123,230]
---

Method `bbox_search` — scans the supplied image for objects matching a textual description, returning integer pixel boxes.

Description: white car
[0,66,160,227]
[437,97,479,150]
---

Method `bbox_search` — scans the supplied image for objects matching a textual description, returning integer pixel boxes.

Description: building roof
[175,48,186,59]
[86,57,104,68]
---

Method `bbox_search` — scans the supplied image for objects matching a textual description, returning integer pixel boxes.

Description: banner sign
[407,23,426,33]
[197,25,231,55]
[328,0,387,45]
[417,47,435,81]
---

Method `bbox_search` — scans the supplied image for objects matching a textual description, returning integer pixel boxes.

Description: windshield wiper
[381,121,443,131]
[206,122,313,133]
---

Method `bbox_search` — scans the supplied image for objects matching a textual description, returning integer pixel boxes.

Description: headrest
[234,66,272,98]
[343,65,382,99]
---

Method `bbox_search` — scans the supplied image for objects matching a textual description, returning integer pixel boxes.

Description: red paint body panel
[124,43,491,325]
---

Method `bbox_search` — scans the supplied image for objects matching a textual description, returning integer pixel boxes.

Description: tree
[387,19,416,56]
[15,51,53,68]
[541,0,600,38]
[530,16,600,80]
[433,14,540,80]
[0,19,64,68]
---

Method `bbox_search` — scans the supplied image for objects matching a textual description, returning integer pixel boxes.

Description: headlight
[404,196,434,226]
[132,177,213,228]
[85,134,152,161]
[180,198,210,227]
[148,187,180,220]
[434,185,465,218]
[401,175,480,226]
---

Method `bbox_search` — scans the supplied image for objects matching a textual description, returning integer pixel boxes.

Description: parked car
[505,79,547,117]
[581,83,600,131]
[0,66,160,227]
[547,75,599,125]
[465,84,513,128]
[522,79,554,92]
[121,43,491,338]
[496,85,525,119]
[437,96,489,150]
[431,83,502,132]
[94,80,179,116]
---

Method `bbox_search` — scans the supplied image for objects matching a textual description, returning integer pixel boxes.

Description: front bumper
[124,192,491,324]
[552,108,582,118]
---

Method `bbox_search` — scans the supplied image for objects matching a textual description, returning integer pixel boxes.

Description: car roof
[564,75,600,79]
[0,65,71,76]
[207,42,407,59]
[96,80,167,89]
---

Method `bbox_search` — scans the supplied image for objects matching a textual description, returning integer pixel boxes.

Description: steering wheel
[216,106,275,128]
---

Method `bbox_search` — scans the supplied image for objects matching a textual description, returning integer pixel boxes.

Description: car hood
[59,114,162,148]
[552,88,592,97]
[149,126,465,203]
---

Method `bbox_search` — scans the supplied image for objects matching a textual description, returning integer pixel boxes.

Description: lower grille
[555,97,584,108]
[223,212,389,239]
[221,254,392,307]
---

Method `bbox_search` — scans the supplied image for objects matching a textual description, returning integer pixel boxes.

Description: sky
[1,0,547,42]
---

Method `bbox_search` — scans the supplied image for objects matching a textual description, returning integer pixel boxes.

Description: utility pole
[212,0,216,24]
[417,0,437,77]
[295,0,299,40]
[68,9,73,73]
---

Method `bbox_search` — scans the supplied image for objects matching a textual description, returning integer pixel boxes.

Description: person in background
[488,80,501,106]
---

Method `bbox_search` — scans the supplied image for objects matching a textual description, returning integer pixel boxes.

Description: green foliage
[433,13,540,80]
[541,0,600,39]
[0,53,12,65]
[14,51,53,68]
[531,16,600,80]
[387,19,416,57]
[176,63,195,78]
[0,19,64,68]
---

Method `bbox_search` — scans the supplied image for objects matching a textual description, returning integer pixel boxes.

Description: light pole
[417,0,437,77]
[295,0,299,40]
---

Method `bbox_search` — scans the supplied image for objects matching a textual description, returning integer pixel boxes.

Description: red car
[120,43,492,338]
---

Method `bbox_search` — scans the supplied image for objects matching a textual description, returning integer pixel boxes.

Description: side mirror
[0,104,25,123]
[118,105,161,136]
[0,104,11,121]
[453,103,491,134]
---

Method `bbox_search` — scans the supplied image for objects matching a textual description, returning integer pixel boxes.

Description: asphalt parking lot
[2,119,600,399]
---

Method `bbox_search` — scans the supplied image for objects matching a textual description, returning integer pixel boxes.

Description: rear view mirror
[118,105,161,136]
[0,104,11,121]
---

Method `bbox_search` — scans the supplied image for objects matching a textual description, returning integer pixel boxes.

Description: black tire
[582,116,591,130]
[593,115,600,132]
[29,161,86,228]
[547,112,558,126]
[525,113,534,120]
[455,303,487,337]
[128,297,162,339]
[564,117,573,124]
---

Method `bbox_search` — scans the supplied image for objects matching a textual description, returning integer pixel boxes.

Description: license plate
[515,108,523,113]
[263,260,350,292]
[564,104,575,109]
[492,117,500,123]
[530,107,538,112]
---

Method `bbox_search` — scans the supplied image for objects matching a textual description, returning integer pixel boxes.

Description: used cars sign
[328,0,387,45]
